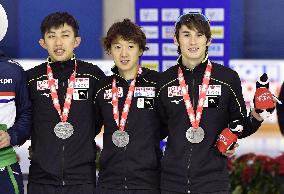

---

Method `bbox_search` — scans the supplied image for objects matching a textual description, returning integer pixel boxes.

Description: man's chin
[51,55,69,62]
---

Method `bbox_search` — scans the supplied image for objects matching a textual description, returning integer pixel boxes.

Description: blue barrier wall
[244,0,284,58]
[1,0,102,59]
[0,0,19,57]
[1,0,284,59]
[230,0,244,59]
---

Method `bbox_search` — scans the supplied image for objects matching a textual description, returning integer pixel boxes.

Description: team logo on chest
[168,85,188,97]
[37,79,58,91]
[134,87,155,97]
[199,85,221,107]
[74,78,89,88]
[104,87,123,99]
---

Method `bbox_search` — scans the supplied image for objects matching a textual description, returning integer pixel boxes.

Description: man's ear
[39,39,47,49]
[206,38,212,47]
[138,49,143,57]
[74,37,81,48]
[107,49,111,56]
[174,35,179,46]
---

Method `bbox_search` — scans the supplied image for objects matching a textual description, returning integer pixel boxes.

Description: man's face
[109,36,142,74]
[39,23,81,62]
[175,25,211,62]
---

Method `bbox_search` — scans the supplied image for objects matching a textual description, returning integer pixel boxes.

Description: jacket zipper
[191,70,195,110]
[61,79,66,186]
[62,145,65,186]
[186,69,195,193]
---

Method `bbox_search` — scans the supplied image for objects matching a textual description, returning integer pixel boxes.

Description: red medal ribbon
[47,59,77,122]
[112,67,143,131]
[178,61,212,129]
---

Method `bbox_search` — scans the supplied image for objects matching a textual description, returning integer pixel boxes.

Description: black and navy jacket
[0,51,31,146]
[157,57,262,193]
[94,67,166,190]
[27,59,105,185]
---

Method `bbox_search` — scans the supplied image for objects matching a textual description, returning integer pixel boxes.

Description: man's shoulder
[27,62,46,73]
[211,62,241,86]
[211,62,237,75]
[0,59,25,75]
[211,62,239,78]
[159,65,178,85]
[26,62,47,81]
[77,60,105,80]
[94,75,113,96]
[77,60,100,69]
[97,75,112,87]
[140,68,161,85]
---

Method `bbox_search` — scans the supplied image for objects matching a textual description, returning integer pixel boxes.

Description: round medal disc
[186,127,205,143]
[54,122,74,139]
[112,130,129,147]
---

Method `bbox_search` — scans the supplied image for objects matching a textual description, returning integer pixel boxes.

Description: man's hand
[222,143,239,157]
[0,130,11,149]
[251,108,264,121]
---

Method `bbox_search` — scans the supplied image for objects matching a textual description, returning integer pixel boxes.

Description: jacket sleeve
[7,68,32,146]
[94,65,106,80]
[277,82,284,136]
[228,70,262,138]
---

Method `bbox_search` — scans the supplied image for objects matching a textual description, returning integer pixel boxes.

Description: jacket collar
[177,54,209,73]
[111,65,149,82]
[46,56,77,80]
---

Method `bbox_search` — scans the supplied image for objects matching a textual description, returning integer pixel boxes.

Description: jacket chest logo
[37,79,58,91]
[168,85,222,108]
[37,78,89,91]
[37,78,90,100]
[74,78,89,88]
[168,85,187,97]
[104,87,156,99]
[134,87,155,97]
[104,87,123,99]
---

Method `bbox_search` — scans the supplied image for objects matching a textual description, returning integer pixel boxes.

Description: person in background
[0,4,32,194]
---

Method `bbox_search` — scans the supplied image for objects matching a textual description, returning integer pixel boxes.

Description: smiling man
[157,12,264,194]
[26,12,105,194]
[94,19,166,194]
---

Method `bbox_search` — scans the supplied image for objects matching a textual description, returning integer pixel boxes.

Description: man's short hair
[102,18,148,53]
[174,13,211,54]
[40,12,79,38]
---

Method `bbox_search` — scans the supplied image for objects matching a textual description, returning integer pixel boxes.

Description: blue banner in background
[0,1,102,59]
[135,0,231,72]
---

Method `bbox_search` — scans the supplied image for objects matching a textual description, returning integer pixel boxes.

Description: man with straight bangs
[157,12,265,194]
[94,18,166,194]
[27,12,105,194]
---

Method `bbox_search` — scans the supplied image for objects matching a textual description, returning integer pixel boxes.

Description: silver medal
[186,127,205,143]
[54,122,74,139]
[112,130,129,147]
